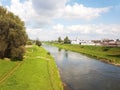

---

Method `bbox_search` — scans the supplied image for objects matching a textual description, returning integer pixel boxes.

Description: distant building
[71,38,98,45]
[71,38,80,44]
[71,38,120,47]
[101,39,120,47]
[80,40,96,45]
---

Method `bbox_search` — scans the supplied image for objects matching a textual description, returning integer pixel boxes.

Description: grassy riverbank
[0,45,63,90]
[50,43,120,65]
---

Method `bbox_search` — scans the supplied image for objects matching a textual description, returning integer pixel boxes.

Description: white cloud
[2,0,118,40]
[32,0,68,17]
[0,0,3,5]
[62,3,111,20]
[53,24,64,33]
[5,0,111,28]
[25,24,120,40]
[6,0,68,28]
[26,28,58,40]
[52,24,120,40]
[7,0,41,27]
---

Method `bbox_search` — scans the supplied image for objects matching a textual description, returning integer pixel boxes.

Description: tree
[36,39,42,46]
[116,39,120,42]
[0,6,28,60]
[64,36,71,44]
[58,37,62,43]
[27,39,33,45]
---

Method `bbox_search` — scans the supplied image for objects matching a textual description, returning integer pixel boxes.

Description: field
[51,43,120,65]
[0,45,63,90]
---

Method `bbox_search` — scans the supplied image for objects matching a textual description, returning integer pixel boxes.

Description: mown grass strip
[0,45,63,90]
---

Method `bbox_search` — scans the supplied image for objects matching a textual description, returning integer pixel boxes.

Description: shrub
[10,46,26,60]
[102,47,110,51]
[47,52,51,55]
[27,41,33,45]
[36,40,42,46]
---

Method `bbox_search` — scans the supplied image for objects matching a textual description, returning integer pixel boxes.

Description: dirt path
[36,56,51,61]
[0,61,23,84]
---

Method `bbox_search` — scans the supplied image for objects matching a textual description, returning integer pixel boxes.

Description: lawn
[0,45,63,90]
[0,60,18,80]
[50,43,120,65]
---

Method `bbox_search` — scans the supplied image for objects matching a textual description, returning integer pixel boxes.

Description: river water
[43,45,120,90]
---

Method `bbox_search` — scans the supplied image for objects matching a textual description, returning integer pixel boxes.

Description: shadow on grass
[11,60,23,62]
[107,54,120,58]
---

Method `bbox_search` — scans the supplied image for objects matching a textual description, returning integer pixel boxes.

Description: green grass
[50,43,120,65]
[0,45,63,90]
[0,60,18,78]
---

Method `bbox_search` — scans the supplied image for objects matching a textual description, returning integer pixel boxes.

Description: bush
[27,41,33,45]
[47,52,51,55]
[102,47,110,51]
[80,46,84,48]
[36,40,42,46]
[10,46,26,60]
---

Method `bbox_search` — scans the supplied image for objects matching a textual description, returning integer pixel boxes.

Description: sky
[0,0,120,40]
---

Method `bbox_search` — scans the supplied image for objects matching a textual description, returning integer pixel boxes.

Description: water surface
[43,45,120,90]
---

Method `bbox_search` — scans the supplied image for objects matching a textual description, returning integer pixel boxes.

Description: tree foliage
[64,36,71,44]
[58,37,62,43]
[0,6,27,60]
[27,39,33,45]
[36,39,42,46]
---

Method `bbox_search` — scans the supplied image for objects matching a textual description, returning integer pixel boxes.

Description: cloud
[2,0,117,40]
[0,0,3,5]
[32,0,111,21]
[62,3,111,20]
[5,0,111,28]
[26,23,120,40]
[52,24,120,40]
[26,28,58,40]
[6,0,42,28]
[32,0,67,17]
[6,0,68,28]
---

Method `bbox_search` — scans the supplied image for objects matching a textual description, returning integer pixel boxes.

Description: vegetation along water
[49,43,120,66]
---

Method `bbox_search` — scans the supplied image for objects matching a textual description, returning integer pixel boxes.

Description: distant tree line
[58,36,71,44]
[0,6,28,60]
[26,39,42,47]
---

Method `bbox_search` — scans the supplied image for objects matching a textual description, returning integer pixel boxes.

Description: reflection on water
[65,50,68,59]
[58,48,62,52]
[43,45,120,90]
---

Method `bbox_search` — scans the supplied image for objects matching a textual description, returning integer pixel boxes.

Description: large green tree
[64,36,71,44]
[0,6,28,60]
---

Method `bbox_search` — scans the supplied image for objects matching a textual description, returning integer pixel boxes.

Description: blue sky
[0,0,120,40]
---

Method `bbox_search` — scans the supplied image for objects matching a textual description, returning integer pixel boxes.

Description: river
[43,44,120,90]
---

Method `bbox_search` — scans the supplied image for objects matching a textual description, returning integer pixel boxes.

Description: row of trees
[58,36,71,44]
[0,6,28,60]
[27,39,42,46]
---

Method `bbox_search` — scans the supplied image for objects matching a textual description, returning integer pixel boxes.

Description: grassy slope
[0,45,63,90]
[0,60,18,78]
[51,43,120,65]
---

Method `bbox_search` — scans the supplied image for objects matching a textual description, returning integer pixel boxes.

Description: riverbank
[50,43,120,66]
[0,45,63,90]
